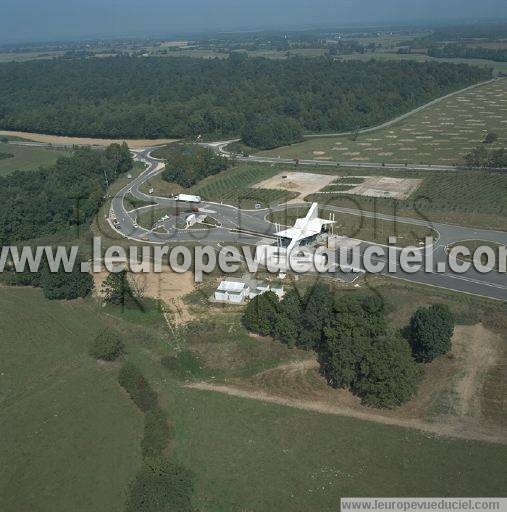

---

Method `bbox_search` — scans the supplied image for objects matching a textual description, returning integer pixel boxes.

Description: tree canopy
[0,57,490,142]
[161,145,230,188]
[409,304,454,362]
[0,142,132,245]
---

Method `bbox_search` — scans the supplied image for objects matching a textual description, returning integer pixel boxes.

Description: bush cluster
[243,284,455,408]
[118,362,194,510]
[89,329,124,361]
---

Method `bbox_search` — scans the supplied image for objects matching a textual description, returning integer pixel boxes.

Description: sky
[1,0,507,44]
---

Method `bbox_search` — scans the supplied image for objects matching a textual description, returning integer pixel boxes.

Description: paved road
[109,150,507,302]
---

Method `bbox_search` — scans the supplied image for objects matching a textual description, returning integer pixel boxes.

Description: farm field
[0,142,70,175]
[0,130,178,149]
[190,162,299,208]
[260,78,507,165]
[307,170,507,231]
[0,288,143,512]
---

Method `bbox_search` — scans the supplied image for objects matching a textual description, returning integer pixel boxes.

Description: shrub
[125,458,194,512]
[118,362,158,412]
[141,407,172,458]
[409,304,454,362]
[39,261,93,300]
[89,329,124,361]
[242,291,280,336]
[352,335,421,408]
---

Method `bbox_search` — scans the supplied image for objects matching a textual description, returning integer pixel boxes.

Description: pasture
[261,78,507,165]
[0,142,70,175]
[0,288,143,512]
[1,279,506,511]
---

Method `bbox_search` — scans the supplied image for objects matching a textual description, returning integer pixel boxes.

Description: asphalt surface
[109,149,507,302]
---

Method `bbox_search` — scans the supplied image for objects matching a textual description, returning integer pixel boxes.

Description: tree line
[0,142,132,245]
[243,283,455,408]
[428,44,507,63]
[0,57,490,148]
[0,143,133,301]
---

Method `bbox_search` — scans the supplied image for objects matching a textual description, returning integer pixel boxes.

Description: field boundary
[185,381,507,445]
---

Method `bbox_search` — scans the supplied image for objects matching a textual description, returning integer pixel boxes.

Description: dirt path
[185,327,506,445]
[0,130,177,149]
[185,380,506,444]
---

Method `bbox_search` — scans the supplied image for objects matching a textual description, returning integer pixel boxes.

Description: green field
[0,288,143,512]
[0,142,70,175]
[260,78,507,165]
[1,283,506,511]
[173,388,506,511]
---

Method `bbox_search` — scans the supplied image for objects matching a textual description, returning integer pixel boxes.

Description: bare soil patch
[344,176,422,200]
[0,130,178,149]
[252,171,337,203]
[93,265,196,323]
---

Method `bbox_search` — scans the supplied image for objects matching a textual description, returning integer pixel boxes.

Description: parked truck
[174,193,201,203]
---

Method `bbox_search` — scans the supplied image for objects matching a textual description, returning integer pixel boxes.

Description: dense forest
[428,44,507,63]
[161,145,230,187]
[0,57,490,143]
[0,143,132,244]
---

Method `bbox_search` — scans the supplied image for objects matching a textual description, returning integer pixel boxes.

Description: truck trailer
[174,193,201,203]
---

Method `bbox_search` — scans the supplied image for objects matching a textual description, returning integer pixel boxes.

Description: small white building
[213,278,284,304]
[214,279,250,304]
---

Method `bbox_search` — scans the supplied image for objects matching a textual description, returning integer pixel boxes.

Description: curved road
[109,149,507,302]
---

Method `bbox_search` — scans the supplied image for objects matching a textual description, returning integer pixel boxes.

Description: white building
[213,278,284,304]
[214,279,250,304]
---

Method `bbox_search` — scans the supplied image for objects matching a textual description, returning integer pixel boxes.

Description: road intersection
[108,149,507,302]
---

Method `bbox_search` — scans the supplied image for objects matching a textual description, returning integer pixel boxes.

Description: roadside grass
[268,205,435,246]
[0,287,143,512]
[0,142,70,175]
[260,78,507,165]
[449,240,506,271]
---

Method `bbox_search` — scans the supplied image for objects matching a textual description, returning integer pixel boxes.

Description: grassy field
[269,206,435,246]
[260,78,507,165]
[0,142,70,175]
[0,288,143,512]
[172,387,507,511]
[0,281,506,511]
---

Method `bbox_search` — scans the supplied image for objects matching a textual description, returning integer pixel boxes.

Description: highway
[109,149,507,302]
